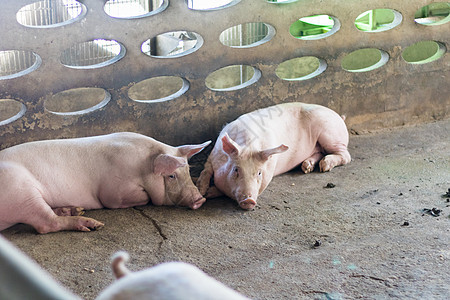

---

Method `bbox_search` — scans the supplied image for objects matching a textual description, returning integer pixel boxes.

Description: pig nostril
[190,197,205,210]
[239,198,256,210]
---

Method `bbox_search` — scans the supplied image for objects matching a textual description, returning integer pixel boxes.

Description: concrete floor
[2,119,449,300]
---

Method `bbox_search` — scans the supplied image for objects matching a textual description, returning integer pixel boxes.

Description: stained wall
[0,0,449,149]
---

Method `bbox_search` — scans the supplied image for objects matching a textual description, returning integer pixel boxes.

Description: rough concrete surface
[2,119,450,300]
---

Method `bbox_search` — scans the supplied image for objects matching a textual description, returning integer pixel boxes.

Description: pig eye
[258,170,262,176]
[168,174,176,179]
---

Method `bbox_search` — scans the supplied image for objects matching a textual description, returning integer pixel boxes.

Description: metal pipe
[0,235,80,300]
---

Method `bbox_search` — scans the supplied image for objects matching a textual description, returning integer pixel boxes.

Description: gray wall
[0,0,449,149]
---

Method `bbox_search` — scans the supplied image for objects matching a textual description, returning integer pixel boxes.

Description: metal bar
[0,235,80,300]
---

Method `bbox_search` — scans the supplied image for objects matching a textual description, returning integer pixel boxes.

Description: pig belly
[100,186,150,209]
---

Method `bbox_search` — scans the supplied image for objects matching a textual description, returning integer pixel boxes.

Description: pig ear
[221,133,241,157]
[259,144,289,161]
[177,141,212,159]
[154,154,187,175]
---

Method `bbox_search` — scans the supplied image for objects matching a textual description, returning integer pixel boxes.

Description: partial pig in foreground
[0,132,210,233]
[96,251,249,300]
[197,102,351,210]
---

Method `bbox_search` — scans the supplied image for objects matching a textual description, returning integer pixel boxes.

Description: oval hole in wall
[415,2,450,26]
[205,65,261,91]
[402,41,446,64]
[186,0,240,11]
[355,8,402,32]
[45,87,111,115]
[16,0,86,28]
[141,31,203,58]
[290,15,340,40]
[219,22,276,48]
[104,0,168,19]
[0,99,26,126]
[128,76,189,103]
[0,50,42,80]
[341,48,389,72]
[60,39,126,69]
[276,56,327,81]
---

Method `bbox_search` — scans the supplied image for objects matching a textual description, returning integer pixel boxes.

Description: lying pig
[196,102,351,210]
[96,251,249,300]
[0,132,210,233]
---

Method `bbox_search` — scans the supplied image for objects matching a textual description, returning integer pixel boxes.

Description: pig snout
[238,196,257,210]
[181,185,206,209]
[190,196,206,210]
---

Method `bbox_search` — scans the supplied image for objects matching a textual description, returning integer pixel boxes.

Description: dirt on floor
[2,119,450,300]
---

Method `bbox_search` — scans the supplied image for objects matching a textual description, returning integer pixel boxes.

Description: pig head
[152,142,211,210]
[214,133,288,210]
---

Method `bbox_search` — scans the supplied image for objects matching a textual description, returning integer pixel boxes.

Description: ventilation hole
[187,0,240,11]
[266,0,299,3]
[415,2,450,26]
[205,65,261,91]
[219,22,276,48]
[341,48,389,72]
[402,41,446,64]
[60,39,126,69]
[355,9,402,32]
[16,0,86,28]
[104,0,168,19]
[0,99,26,126]
[141,31,203,58]
[276,56,327,81]
[45,88,111,115]
[0,50,42,80]
[128,76,189,103]
[290,15,340,40]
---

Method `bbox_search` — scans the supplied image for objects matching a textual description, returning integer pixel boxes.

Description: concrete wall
[0,0,449,149]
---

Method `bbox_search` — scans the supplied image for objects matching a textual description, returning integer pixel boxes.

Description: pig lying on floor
[196,102,351,210]
[96,251,249,300]
[0,132,210,233]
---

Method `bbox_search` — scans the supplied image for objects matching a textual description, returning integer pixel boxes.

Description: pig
[196,102,351,210]
[96,251,250,300]
[0,132,211,233]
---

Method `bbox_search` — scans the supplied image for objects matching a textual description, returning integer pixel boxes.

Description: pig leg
[24,192,103,233]
[52,207,85,216]
[1,163,104,233]
[17,189,102,233]
[319,149,351,172]
[27,198,104,234]
[317,139,351,172]
[3,190,103,234]
[319,148,351,172]
[301,146,324,174]
[205,186,224,199]
[314,115,351,172]
[196,157,214,196]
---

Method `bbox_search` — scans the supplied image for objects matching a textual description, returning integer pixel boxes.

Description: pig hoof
[239,198,256,210]
[75,217,104,232]
[302,161,314,174]
[319,159,333,172]
[73,207,85,216]
[53,207,85,216]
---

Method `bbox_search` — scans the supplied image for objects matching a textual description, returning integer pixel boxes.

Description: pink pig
[0,132,210,233]
[196,102,351,210]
